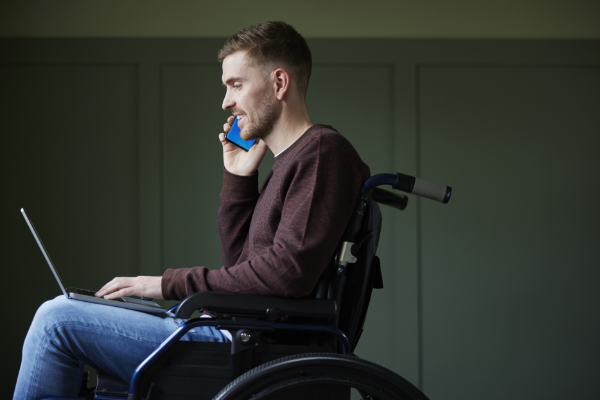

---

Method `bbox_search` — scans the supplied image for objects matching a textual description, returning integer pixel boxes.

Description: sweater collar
[273,124,329,165]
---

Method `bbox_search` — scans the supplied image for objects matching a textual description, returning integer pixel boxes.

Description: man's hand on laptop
[220,116,268,176]
[95,276,164,300]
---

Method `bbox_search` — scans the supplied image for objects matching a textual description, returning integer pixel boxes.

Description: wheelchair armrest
[173,291,337,320]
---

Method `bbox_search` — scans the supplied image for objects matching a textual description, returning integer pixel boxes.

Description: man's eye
[233,84,241,89]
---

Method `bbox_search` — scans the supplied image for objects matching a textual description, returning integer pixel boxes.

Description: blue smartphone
[225,117,256,151]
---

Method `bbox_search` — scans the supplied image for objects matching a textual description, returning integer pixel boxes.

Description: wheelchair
[44,172,451,400]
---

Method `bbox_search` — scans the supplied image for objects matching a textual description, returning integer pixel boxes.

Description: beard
[239,92,280,141]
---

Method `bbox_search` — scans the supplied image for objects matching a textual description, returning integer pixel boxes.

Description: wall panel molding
[1,38,599,397]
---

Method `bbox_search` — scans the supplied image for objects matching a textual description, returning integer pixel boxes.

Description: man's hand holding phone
[219,116,268,176]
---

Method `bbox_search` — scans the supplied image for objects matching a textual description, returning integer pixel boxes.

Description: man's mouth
[236,115,246,121]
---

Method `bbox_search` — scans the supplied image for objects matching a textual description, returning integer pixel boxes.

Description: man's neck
[263,108,313,156]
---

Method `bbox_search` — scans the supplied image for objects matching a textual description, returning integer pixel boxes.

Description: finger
[223,122,231,133]
[96,277,132,297]
[96,279,117,297]
[103,287,135,300]
[95,281,111,297]
[250,139,268,154]
[227,115,235,123]
[97,279,123,296]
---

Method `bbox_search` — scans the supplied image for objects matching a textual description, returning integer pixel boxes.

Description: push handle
[394,173,452,203]
[362,173,452,203]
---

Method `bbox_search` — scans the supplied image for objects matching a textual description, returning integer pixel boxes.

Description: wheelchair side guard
[173,291,337,320]
[226,325,271,355]
[126,317,350,400]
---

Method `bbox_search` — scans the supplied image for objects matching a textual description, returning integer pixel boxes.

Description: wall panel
[161,65,229,273]
[418,66,600,398]
[1,39,599,398]
[0,64,138,389]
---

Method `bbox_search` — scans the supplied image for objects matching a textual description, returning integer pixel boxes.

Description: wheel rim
[214,354,427,400]
[248,376,397,400]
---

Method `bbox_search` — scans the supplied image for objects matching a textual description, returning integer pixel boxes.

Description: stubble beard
[240,91,280,142]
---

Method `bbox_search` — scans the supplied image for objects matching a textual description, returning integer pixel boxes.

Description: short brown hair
[218,21,312,100]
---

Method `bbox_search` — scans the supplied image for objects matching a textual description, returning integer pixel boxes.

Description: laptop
[21,208,166,314]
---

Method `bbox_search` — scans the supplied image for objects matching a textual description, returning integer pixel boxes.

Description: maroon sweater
[161,125,370,301]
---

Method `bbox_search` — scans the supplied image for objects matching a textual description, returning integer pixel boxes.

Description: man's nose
[222,91,234,110]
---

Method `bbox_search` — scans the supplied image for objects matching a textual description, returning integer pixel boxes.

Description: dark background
[1,2,599,399]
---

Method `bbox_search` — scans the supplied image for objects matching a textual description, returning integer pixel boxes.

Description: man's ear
[273,68,290,101]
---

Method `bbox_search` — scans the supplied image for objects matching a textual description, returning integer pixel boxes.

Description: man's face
[222,51,280,141]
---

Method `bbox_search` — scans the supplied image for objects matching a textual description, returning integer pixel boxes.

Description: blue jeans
[13,296,229,400]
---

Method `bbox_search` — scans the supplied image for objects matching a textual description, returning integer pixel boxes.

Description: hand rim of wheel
[213,353,428,400]
[248,376,397,400]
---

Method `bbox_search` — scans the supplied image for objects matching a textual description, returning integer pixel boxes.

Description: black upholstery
[174,292,337,320]
[337,197,383,351]
[93,189,397,399]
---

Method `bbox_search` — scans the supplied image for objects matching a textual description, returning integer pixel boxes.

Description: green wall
[1,38,599,398]
[1,0,599,39]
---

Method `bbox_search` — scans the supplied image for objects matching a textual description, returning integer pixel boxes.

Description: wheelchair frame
[44,173,449,400]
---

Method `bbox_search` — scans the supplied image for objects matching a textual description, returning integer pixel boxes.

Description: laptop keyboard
[71,288,125,302]
[69,288,162,308]
[73,288,96,296]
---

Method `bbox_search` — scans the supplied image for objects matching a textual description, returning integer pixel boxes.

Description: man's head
[219,21,312,141]
[219,21,312,100]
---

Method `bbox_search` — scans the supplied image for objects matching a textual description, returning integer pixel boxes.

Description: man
[14,21,370,399]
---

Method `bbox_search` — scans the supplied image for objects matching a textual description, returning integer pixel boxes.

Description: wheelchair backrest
[311,194,383,352]
[337,196,383,351]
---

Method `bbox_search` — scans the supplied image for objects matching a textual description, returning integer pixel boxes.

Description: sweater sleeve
[217,168,260,268]
[161,137,365,300]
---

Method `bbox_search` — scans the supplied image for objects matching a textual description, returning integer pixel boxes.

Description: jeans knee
[31,296,80,334]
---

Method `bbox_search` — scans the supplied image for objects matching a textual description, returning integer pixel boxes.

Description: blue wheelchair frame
[43,172,449,400]
[127,319,351,399]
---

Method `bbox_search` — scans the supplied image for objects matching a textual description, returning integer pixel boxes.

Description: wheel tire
[212,353,429,400]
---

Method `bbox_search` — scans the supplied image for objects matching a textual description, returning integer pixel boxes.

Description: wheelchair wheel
[213,353,429,400]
